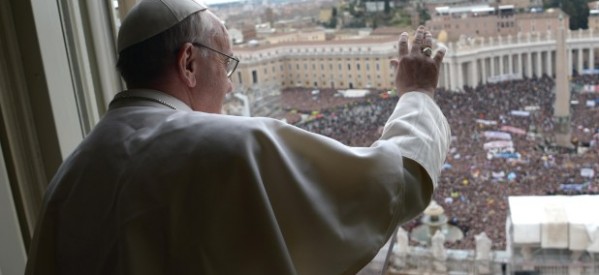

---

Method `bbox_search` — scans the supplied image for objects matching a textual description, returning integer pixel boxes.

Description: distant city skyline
[202,0,242,4]
[201,0,302,5]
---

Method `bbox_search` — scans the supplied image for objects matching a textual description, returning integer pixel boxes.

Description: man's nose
[227,79,234,93]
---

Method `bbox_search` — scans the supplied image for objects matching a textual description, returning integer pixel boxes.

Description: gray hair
[116,10,224,86]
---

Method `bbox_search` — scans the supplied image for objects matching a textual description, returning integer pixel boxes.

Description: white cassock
[25,89,450,275]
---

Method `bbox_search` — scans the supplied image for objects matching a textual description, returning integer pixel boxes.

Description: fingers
[397,26,446,67]
[398,32,409,57]
[423,31,433,49]
[410,25,426,55]
[433,46,447,67]
[422,31,433,57]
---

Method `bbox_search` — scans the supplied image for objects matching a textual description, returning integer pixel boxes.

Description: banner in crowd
[587,100,596,107]
[510,110,530,117]
[494,152,521,159]
[492,171,505,179]
[586,97,599,107]
[581,168,595,178]
[484,140,514,150]
[487,73,522,83]
[524,105,540,111]
[559,182,588,191]
[500,125,527,135]
[475,119,497,126]
[338,89,370,98]
[583,85,599,93]
[487,148,521,160]
[484,131,512,140]
[582,69,599,75]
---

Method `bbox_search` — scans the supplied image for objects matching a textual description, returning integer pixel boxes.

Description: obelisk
[553,12,572,148]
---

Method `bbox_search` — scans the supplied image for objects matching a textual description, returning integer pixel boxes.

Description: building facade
[496,0,542,11]
[231,29,599,93]
[426,6,568,42]
[232,37,398,91]
[589,10,599,33]
[441,28,599,90]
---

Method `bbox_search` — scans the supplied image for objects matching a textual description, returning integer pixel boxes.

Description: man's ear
[176,42,197,87]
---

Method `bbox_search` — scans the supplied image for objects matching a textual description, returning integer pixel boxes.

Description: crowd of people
[277,74,599,250]
[278,88,399,145]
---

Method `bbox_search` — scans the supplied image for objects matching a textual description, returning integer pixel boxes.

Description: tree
[327,7,338,28]
[328,19,337,29]
[384,0,391,14]
[418,7,431,25]
[264,7,275,26]
[348,1,357,16]
[545,0,589,30]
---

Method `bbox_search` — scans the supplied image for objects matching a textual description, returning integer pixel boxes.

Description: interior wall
[0,0,55,245]
[0,0,122,252]
[0,140,27,275]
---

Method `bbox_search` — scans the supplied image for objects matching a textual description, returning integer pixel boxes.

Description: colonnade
[440,30,599,91]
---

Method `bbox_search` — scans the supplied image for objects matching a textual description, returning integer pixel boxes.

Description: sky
[112,0,246,9]
[201,0,245,5]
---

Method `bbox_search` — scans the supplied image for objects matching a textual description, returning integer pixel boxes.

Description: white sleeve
[379,92,451,188]
[221,91,450,274]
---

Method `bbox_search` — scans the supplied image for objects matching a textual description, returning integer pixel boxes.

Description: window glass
[102,1,599,273]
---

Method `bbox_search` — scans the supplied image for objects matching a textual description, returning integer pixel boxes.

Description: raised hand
[391,26,446,98]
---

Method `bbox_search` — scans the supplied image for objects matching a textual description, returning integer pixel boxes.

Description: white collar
[110,89,193,111]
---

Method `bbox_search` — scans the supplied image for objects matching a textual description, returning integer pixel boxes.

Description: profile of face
[188,12,234,113]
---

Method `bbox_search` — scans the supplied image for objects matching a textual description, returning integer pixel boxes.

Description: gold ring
[422,47,433,57]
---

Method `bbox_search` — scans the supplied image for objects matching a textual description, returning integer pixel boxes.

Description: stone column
[554,15,572,147]
[432,231,447,272]
[451,61,460,91]
[527,52,533,77]
[547,50,553,77]
[476,232,493,274]
[471,60,479,86]
[590,47,595,70]
[481,57,487,84]
[568,48,573,76]
[521,245,535,271]
[518,53,523,78]
[438,62,445,88]
[499,55,504,75]
[536,51,542,77]
[490,56,496,77]
[456,61,463,90]
[578,48,584,73]
[391,228,409,269]
[444,62,450,90]
[508,53,513,76]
